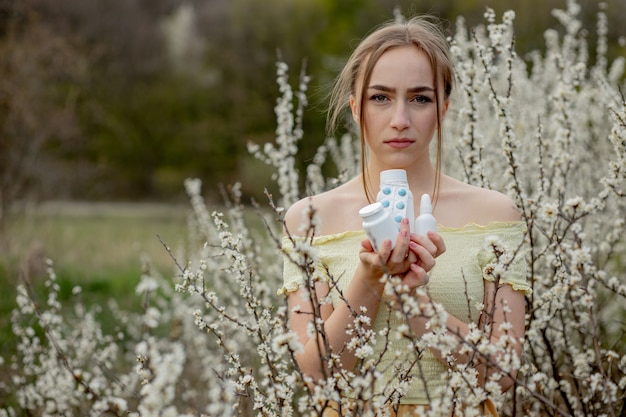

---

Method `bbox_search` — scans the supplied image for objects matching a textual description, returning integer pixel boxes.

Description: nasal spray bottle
[376,169,415,233]
[415,193,437,238]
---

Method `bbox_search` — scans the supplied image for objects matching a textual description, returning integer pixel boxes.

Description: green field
[0,202,190,356]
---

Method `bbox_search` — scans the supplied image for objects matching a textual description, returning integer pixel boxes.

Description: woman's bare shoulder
[473,186,520,222]
[438,177,520,226]
[284,180,366,236]
[283,194,322,236]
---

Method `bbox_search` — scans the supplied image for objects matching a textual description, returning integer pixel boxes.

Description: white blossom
[4,2,626,416]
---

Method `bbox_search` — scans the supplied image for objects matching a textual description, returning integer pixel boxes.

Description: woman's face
[351,45,445,170]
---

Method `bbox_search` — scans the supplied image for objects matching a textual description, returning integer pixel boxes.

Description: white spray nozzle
[420,194,433,214]
[416,194,436,238]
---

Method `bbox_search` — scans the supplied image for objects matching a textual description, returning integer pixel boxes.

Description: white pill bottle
[359,201,398,252]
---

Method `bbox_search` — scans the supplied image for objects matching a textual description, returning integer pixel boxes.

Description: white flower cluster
[444,2,626,415]
[247,61,310,209]
[2,1,625,416]
[306,133,362,196]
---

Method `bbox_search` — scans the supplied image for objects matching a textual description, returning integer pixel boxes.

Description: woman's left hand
[400,230,446,289]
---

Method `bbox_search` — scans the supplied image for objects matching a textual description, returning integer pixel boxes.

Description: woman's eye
[412,95,433,104]
[369,94,388,103]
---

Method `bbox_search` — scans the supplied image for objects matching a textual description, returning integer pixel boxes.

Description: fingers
[398,231,446,294]
[427,231,446,257]
[363,224,446,299]
[410,231,446,258]
[404,263,430,287]
[360,219,444,280]
[359,218,412,276]
[389,218,412,264]
[408,241,436,272]
[359,238,392,275]
[361,238,375,253]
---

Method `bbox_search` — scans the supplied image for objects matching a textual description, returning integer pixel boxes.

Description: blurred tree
[0,1,88,232]
[0,0,623,208]
[197,0,331,197]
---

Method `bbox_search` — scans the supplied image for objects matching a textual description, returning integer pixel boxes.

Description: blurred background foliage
[1,0,624,221]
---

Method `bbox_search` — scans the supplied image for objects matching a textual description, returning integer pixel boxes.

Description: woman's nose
[390,102,410,130]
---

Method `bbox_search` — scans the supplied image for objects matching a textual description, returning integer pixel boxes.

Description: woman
[280,16,530,416]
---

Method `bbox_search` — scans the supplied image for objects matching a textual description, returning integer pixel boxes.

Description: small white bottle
[415,194,437,238]
[359,202,397,252]
[376,169,415,233]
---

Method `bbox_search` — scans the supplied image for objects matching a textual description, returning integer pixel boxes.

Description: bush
[1,2,625,416]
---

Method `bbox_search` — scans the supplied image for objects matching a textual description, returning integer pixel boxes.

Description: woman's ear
[349,95,360,125]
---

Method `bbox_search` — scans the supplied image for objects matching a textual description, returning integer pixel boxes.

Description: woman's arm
[407,189,527,393]
[287,262,385,380]
[408,281,526,392]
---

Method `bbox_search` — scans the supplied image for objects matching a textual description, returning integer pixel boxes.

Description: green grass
[0,202,190,358]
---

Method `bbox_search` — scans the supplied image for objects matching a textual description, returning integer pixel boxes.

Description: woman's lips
[384,139,415,149]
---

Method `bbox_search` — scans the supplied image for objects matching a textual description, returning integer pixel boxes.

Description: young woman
[280,16,530,416]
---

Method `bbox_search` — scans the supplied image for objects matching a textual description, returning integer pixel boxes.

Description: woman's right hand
[359,218,421,283]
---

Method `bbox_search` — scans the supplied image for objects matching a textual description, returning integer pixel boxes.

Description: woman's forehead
[369,46,434,87]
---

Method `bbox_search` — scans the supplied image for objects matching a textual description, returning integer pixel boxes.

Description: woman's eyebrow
[368,85,435,93]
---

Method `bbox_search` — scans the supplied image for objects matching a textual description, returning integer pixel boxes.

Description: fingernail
[402,218,409,225]
[410,242,418,248]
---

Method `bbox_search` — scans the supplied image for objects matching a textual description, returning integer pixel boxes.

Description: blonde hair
[327,16,454,203]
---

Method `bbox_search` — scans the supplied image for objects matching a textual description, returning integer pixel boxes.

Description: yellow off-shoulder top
[280,221,530,404]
